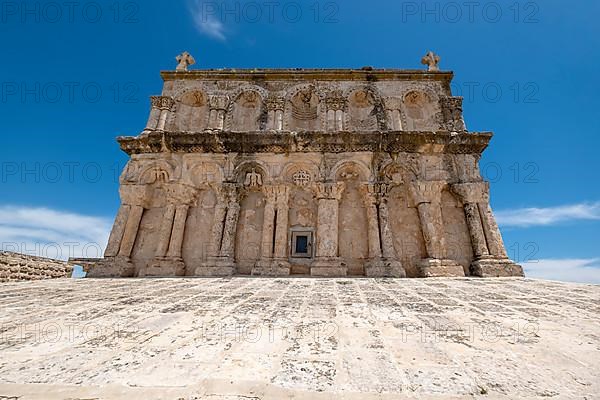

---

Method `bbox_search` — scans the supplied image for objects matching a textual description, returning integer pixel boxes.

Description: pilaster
[451,182,523,277]
[311,182,346,277]
[410,181,465,277]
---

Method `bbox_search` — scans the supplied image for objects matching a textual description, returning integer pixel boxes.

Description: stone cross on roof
[176,51,196,72]
[421,51,441,72]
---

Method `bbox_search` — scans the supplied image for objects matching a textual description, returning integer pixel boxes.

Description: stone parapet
[0,252,73,282]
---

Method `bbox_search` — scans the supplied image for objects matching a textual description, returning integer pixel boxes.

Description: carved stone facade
[78,66,523,278]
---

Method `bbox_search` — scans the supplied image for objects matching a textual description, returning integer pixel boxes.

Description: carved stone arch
[226,85,269,131]
[234,160,270,187]
[284,83,319,131]
[345,85,387,131]
[187,161,225,188]
[172,88,210,132]
[172,83,211,102]
[399,85,441,131]
[138,159,180,185]
[330,160,371,183]
[379,159,419,186]
[281,161,319,187]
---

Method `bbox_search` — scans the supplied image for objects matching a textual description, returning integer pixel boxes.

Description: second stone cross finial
[176,51,196,72]
[421,51,441,72]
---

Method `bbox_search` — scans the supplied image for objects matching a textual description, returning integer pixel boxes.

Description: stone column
[167,205,190,259]
[378,195,396,260]
[254,185,290,276]
[410,181,464,277]
[145,97,163,131]
[273,185,290,259]
[209,95,228,130]
[209,200,228,258]
[104,205,130,258]
[155,204,176,258]
[220,189,240,259]
[118,205,144,259]
[362,185,382,260]
[451,182,523,277]
[152,96,176,131]
[146,185,197,277]
[311,182,346,276]
[196,184,237,276]
[252,186,277,275]
[87,184,148,278]
[364,184,405,277]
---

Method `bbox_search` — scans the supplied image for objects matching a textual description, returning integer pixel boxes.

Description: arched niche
[234,161,269,188]
[387,184,427,277]
[441,189,473,275]
[228,89,265,131]
[187,161,224,188]
[335,163,369,275]
[174,90,210,132]
[235,191,265,274]
[402,90,438,131]
[182,188,217,272]
[347,87,380,131]
[287,85,319,131]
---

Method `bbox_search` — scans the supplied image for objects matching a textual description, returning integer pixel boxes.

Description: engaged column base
[470,256,524,277]
[193,257,236,276]
[419,258,466,278]
[82,256,135,278]
[365,258,406,278]
[311,257,347,277]
[145,257,186,277]
[252,259,291,276]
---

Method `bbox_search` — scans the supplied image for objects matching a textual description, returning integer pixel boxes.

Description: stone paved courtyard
[0,278,598,399]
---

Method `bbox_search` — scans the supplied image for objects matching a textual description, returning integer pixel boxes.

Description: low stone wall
[0,252,73,282]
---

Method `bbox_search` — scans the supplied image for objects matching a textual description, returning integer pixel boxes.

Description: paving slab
[0,277,598,399]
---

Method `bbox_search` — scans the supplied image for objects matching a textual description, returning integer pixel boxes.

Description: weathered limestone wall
[0,252,72,282]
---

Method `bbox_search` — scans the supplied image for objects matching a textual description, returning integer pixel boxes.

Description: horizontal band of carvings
[119,131,492,155]
[160,69,454,83]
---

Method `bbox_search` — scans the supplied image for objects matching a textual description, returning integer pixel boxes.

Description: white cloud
[496,202,600,228]
[523,258,600,284]
[0,205,112,260]
[190,0,227,41]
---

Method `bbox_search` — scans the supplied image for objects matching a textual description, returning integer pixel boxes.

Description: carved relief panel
[230,90,264,131]
[347,89,378,131]
[289,86,319,131]
[174,90,209,132]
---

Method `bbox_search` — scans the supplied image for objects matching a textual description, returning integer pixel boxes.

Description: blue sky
[1,0,599,282]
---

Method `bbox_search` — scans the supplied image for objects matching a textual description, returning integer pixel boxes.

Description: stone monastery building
[81,52,524,279]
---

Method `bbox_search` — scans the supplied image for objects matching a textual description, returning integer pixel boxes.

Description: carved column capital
[209,95,229,111]
[262,185,277,203]
[119,184,149,207]
[164,183,199,206]
[266,96,285,111]
[450,182,490,204]
[440,96,466,131]
[409,181,446,206]
[151,96,176,111]
[274,184,290,206]
[315,182,345,201]
[325,94,348,112]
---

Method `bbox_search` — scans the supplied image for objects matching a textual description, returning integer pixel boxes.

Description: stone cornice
[117,130,492,156]
[160,69,454,83]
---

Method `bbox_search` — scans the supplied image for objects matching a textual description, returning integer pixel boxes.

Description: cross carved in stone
[421,51,441,72]
[292,170,311,187]
[176,51,196,72]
